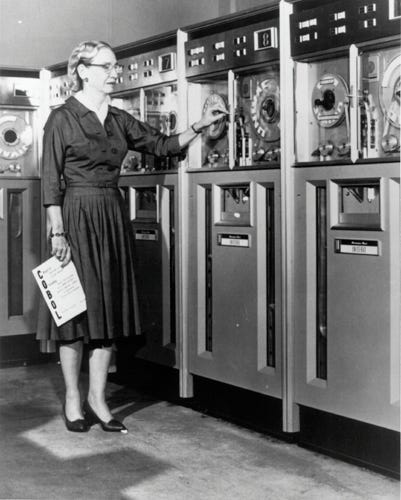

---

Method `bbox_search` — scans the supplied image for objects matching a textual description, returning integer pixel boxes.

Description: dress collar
[64,95,120,116]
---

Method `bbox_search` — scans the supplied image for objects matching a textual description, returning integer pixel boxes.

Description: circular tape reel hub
[312,73,349,128]
[0,114,33,159]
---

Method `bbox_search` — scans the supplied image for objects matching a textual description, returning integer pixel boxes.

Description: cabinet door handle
[0,188,3,220]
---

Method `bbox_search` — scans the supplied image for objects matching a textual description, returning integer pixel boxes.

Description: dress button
[111,148,118,154]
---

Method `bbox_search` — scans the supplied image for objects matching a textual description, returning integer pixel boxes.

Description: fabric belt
[66,183,118,188]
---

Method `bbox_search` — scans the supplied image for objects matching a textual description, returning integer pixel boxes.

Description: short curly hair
[68,40,113,92]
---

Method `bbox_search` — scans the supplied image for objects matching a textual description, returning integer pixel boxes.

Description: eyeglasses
[84,63,123,74]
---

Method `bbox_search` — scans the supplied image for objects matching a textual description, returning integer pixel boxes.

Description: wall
[0,0,271,69]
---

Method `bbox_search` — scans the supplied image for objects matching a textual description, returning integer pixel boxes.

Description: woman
[37,40,227,433]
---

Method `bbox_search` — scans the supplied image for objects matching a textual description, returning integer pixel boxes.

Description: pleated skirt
[36,186,141,342]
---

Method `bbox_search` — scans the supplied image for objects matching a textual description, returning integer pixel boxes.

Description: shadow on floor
[0,364,172,500]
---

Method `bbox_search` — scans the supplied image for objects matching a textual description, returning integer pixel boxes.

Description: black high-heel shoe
[62,404,90,433]
[83,400,128,433]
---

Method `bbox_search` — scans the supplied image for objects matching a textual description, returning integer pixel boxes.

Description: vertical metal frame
[389,178,400,405]
[39,69,54,353]
[280,0,299,433]
[349,44,360,163]
[156,184,161,223]
[186,83,203,169]
[228,70,235,169]
[139,88,146,121]
[177,29,194,397]
[0,188,3,220]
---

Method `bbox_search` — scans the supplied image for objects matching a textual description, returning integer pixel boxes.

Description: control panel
[185,20,279,78]
[49,73,71,108]
[114,46,177,93]
[0,75,40,107]
[291,0,400,57]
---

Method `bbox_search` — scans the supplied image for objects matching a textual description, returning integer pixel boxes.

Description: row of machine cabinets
[0,0,399,474]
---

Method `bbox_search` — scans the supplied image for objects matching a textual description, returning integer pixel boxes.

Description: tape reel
[202,93,228,140]
[157,111,178,135]
[157,86,178,135]
[0,114,33,159]
[168,111,177,134]
[379,55,400,153]
[380,55,400,129]
[312,73,349,128]
[250,78,280,142]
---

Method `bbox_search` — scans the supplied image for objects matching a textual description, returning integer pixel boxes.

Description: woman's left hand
[177,102,230,149]
[195,102,229,132]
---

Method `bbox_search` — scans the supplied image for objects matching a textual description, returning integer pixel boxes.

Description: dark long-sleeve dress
[36,95,182,342]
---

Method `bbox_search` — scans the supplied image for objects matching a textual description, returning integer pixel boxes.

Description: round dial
[250,78,280,142]
[0,114,33,159]
[202,93,228,140]
[311,73,349,128]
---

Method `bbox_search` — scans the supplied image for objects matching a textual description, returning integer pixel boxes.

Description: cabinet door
[0,179,41,335]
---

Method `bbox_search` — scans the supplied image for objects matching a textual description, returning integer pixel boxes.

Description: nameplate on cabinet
[217,233,250,248]
[334,239,380,256]
[135,229,158,241]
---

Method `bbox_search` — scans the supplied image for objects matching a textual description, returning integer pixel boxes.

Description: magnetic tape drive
[0,111,35,175]
[311,72,350,159]
[235,69,281,166]
[202,91,229,168]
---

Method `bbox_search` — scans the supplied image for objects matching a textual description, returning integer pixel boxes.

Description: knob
[10,163,22,172]
[253,148,266,161]
[318,142,334,157]
[381,134,399,153]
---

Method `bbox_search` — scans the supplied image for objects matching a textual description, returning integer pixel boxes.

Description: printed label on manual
[32,256,87,326]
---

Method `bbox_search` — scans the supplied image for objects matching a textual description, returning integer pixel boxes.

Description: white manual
[32,256,87,326]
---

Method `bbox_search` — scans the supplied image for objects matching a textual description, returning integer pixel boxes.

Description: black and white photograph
[0,0,399,498]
